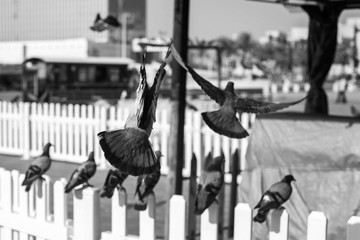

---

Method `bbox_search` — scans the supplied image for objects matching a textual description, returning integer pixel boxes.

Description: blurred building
[0,0,146,57]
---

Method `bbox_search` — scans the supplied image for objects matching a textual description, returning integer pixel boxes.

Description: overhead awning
[248,0,360,8]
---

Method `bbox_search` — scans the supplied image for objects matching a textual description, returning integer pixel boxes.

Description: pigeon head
[42,143,53,156]
[206,154,225,172]
[282,174,296,184]
[224,82,235,93]
[87,151,95,162]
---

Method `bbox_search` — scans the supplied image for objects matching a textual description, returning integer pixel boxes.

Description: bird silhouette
[64,152,97,193]
[98,46,171,176]
[253,174,295,223]
[194,152,224,215]
[90,13,120,32]
[134,151,162,211]
[171,44,307,139]
[22,143,53,192]
[100,169,128,198]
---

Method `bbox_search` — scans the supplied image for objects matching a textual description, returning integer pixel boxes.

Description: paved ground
[0,90,358,237]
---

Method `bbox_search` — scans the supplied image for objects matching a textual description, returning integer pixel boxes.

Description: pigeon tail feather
[64,178,82,193]
[98,128,159,176]
[134,201,147,211]
[25,183,32,192]
[201,109,249,139]
[100,187,116,198]
[253,210,269,223]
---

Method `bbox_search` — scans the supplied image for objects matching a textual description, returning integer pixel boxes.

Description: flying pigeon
[98,46,171,176]
[194,152,224,215]
[90,13,120,32]
[253,174,295,223]
[171,44,307,139]
[22,143,53,192]
[134,151,162,211]
[100,169,129,198]
[64,152,97,193]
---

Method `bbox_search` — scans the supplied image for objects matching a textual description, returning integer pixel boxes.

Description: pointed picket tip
[308,211,327,220]
[347,216,360,225]
[235,202,252,211]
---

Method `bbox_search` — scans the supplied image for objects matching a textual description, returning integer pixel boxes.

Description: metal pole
[121,14,127,58]
[165,0,189,239]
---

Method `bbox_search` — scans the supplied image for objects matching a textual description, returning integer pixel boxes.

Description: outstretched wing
[236,96,307,114]
[170,44,226,105]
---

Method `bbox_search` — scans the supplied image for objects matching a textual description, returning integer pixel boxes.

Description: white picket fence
[1,168,360,240]
[0,101,254,179]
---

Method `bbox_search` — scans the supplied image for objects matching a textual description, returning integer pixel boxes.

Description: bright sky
[147,0,360,40]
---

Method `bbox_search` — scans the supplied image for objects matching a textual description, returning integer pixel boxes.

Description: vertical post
[188,153,197,240]
[347,216,360,240]
[22,102,30,159]
[169,195,186,240]
[139,194,156,240]
[166,0,189,239]
[269,208,289,240]
[54,180,67,227]
[307,211,327,240]
[73,188,100,240]
[0,170,13,239]
[111,188,127,238]
[228,149,239,238]
[233,203,252,240]
[121,13,128,58]
[200,202,218,240]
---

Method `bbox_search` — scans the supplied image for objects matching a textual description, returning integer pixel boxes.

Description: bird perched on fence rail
[90,13,121,32]
[171,44,307,139]
[64,152,97,193]
[194,152,225,215]
[134,151,162,211]
[22,142,53,192]
[100,169,129,198]
[253,174,295,223]
[98,45,171,176]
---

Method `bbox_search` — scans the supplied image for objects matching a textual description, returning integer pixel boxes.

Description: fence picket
[139,193,156,240]
[0,170,13,239]
[201,202,219,240]
[233,203,252,240]
[73,187,100,240]
[347,216,360,240]
[307,211,327,240]
[269,208,289,240]
[169,195,186,240]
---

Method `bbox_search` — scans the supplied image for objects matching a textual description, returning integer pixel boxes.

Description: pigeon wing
[236,96,307,114]
[171,44,226,105]
[104,15,121,27]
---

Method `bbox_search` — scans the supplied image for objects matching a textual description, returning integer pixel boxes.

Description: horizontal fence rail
[0,101,254,179]
[0,169,359,240]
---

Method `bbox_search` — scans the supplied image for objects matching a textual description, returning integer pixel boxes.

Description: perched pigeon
[134,151,162,211]
[64,152,97,193]
[98,46,171,176]
[171,44,306,139]
[90,13,120,32]
[194,152,224,215]
[253,175,296,223]
[22,143,53,192]
[100,169,128,198]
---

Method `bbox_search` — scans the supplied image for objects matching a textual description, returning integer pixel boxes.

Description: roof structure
[248,0,360,8]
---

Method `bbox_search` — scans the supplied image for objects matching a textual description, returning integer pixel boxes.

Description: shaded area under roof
[248,0,360,8]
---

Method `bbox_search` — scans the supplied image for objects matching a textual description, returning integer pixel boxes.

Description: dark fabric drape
[302,6,343,115]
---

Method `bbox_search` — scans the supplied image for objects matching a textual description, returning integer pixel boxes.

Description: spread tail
[202,109,249,139]
[98,128,159,176]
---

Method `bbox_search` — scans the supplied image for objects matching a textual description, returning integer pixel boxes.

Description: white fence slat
[55,103,61,157]
[54,180,67,226]
[11,170,20,212]
[37,103,44,153]
[73,188,100,240]
[43,103,49,145]
[35,178,47,240]
[139,194,156,240]
[111,188,127,238]
[68,104,74,156]
[80,105,87,157]
[18,174,30,240]
[74,104,80,157]
[0,170,13,239]
[347,216,360,240]
[307,211,327,240]
[8,102,14,151]
[169,195,186,240]
[200,202,218,240]
[233,203,252,240]
[269,208,289,240]
[61,105,68,159]
[87,105,94,156]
